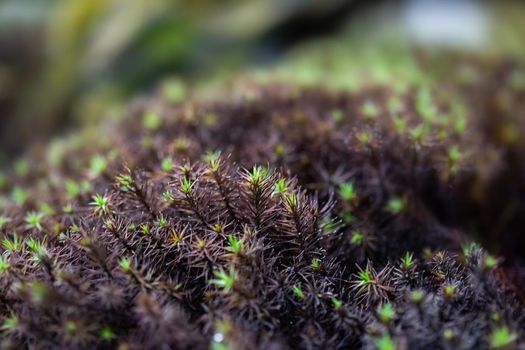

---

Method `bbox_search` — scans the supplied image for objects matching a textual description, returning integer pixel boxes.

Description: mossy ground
[0,72,525,348]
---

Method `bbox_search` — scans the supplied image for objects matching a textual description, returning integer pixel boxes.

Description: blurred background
[1,0,525,162]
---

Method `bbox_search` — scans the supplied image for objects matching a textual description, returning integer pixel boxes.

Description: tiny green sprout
[409,124,426,144]
[89,155,108,177]
[11,186,28,205]
[226,235,243,255]
[90,194,110,216]
[179,163,191,176]
[196,239,207,250]
[410,290,424,303]
[143,110,162,130]
[173,137,190,153]
[161,156,173,173]
[210,267,237,293]
[70,224,81,233]
[80,181,92,193]
[311,258,321,270]
[100,326,116,341]
[80,236,92,248]
[388,96,403,115]
[443,328,454,341]
[180,177,193,195]
[386,196,407,215]
[292,285,305,300]
[356,131,372,145]
[448,146,461,164]
[116,174,134,191]
[248,166,265,185]
[140,224,151,235]
[64,320,80,338]
[462,242,481,257]
[332,297,343,310]
[331,109,344,123]
[454,116,467,135]
[162,78,186,102]
[162,190,175,203]
[401,252,414,270]
[38,202,55,216]
[342,211,354,224]
[272,178,288,197]
[0,215,10,230]
[169,229,183,245]
[361,100,379,119]
[0,313,18,333]
[393,117,407,134]
[26,237,46,255]
[274,143,286,156]
[378,303,395,324]
[212,223,223,233]
[157,215,168,228]
[0,256,10,272]
[2,235,21,253]
[322,218,337,234]
[416,88,437,121]
[203,150,221,171]
[375,334,395,350]
[443,284,456,299]
[489,327,517,349]
[119,257,132,272]
[357,268,373,287]
[25,211,44,231]
[14,159,30,177]
[63,203,74,214]
[204,113,218,126]
[211,342,231,350]
[338,182,358,203]
[485,255,498,269]
[65,179,81,199]
[351,231,363,245]
[283,192,298,209]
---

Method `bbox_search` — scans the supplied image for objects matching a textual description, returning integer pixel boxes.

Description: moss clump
[0,81,524,349]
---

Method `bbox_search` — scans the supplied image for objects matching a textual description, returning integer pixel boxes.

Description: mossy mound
[0,82,524,349]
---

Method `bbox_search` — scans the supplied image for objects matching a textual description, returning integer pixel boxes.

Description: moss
[0,72,524,348]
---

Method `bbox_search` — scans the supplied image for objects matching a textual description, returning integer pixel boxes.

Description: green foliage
[293,285,305,300]
[90,194,110,216]
[24,211,44,231]
[351,231,363,245]
[338,182,357,203]
[377,303,395,323]
[179,177,193,194]
[401,252,414,270]
[386,196,406,215]
[119,257,132,272]
[2,235,21,253]
[375,334,395,350]
[489,327,517,349]
[210,268,237,293]
[11,186,28,205]
[273,178,288,197]
[143,111,162,130]
[310,258,321,270]
[89,155,108,177]
[161,156,173,173]
[226,235,243,255]
[332,297,343,310]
